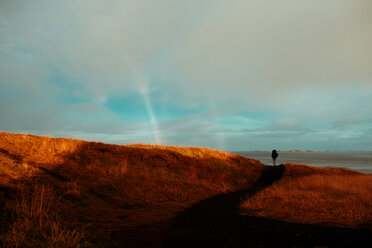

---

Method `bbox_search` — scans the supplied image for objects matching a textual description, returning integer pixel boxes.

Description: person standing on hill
[271,149,278,166]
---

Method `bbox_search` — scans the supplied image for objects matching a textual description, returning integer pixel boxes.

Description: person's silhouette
[271,149,278,166]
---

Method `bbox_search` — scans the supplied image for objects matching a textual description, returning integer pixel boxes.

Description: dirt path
[165,165,371,247]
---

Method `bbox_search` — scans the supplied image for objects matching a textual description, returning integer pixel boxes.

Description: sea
[235,151,372,174]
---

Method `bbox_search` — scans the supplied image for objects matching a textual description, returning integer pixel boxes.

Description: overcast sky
[1,0,372,151]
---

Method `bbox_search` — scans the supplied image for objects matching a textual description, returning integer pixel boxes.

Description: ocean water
[235,151,372,174]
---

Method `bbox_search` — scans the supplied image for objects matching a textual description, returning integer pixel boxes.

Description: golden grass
[0,131,259,204]
[0,184,88,248]
[0,132,84,164]
[3,132,370,246]
[241,163,372,228]
[0,132,264,247]
[57,141,263,203]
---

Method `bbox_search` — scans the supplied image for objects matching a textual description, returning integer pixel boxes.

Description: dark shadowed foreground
[165,165,371,248]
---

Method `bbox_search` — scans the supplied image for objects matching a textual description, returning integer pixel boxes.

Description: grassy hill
[241,163,372,228]
[0,132,371,247]
[0,132,263,247]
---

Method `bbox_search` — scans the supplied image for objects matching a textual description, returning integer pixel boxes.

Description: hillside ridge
[0,132,371,247]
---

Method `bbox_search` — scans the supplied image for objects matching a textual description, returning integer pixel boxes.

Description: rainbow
[132,69,162,145]
[120,54,162,145]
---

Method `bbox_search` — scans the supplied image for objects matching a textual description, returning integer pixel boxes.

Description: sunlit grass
[241,163,372,228]
[0,132,264,247]
[0,185,88,248]
[2,131,370,247]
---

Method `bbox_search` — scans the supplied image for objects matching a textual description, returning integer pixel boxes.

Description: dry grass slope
[2,185,87,248]
[1,132,371,247]
[0,132,264,247]
[241,163,372,229]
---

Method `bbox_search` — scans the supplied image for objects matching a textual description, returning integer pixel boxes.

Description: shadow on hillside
[0,148,23,163]
[165,165,371,248]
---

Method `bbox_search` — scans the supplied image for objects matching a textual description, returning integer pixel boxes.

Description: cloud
[1,0,371,150]
[271,118,302,130]
[0,0,216,100]
[169,0,372,101]
[2,0,371,104]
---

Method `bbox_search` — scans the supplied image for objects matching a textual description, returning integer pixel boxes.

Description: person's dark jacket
[271,150,278,159]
